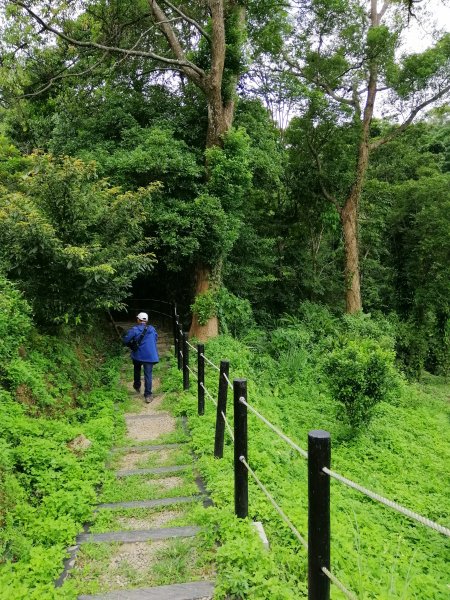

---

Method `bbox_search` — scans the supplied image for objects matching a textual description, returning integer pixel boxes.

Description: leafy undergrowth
[0,300,128,599]
[163,332,450,599]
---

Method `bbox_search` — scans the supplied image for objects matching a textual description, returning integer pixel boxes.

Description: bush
[324,339,399,427]
[217,288,254,337]
[0,276,32,366]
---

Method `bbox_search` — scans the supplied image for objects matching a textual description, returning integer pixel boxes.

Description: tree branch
[282,52,356,107]
[12,1,206,80]
[160,0,211,43]
[306,137,343,214]
[370,83,450,150]
[148,0,205,88]
[20,54,108,98]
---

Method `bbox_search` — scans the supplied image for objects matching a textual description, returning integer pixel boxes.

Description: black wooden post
[172,306,178,358]
[177,326,183,370]
[308,430,331,600]
[214,360,230,458]
[182,332,189,390]
[234,378,248,519]
[197,343,205,415]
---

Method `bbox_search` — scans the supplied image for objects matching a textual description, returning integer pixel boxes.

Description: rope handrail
[128,298,173,306]
[223,372,233,391]
[149,309,172,318]
[239,456,308,550]
[321,567,358,600]
[323,467,450,538]
[186,365,197,380]
[200,353,221,372]
[239,397,308,460]
[186,340,198,352]
[200,382,218,407]
[222,411,234,441]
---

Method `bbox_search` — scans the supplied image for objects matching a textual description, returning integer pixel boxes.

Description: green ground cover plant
[0,279,127,599]
[99,471,198,504]
[89,502,201,533]
[164,312,450,599]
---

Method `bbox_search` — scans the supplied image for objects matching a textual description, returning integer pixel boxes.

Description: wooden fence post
[197,343,205,415]
[177,325,183,370]
[234,378,248,518]
[172,306,178,359]
[182,332,189,390]
[214,360,230,458]
[308,430,331,600]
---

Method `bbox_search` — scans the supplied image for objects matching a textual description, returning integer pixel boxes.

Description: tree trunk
[189,265,219,340]
[339,1,379,313]
[341,195,361,313]
[190,0,244,338]
[206,89,235,148]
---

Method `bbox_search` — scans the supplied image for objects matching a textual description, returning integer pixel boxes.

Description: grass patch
[90,502,202,533]
[99,471,198,503]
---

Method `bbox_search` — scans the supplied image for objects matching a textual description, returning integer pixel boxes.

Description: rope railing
[186,365,197,380]
[239,397,308,460]
[128,298,173,306]
[200,352,221,372]
[323,467,450,538]
[222,411,235,442]
[321,567,358,600]
[239,455,308,551]
[167,312,447,600]
[223,372,234,391]
[148,309,172,319]
[200,382,217,407]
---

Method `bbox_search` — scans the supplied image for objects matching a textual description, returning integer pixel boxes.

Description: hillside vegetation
[0,0,449,597]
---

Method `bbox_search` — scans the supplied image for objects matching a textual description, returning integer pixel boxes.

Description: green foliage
[324,339,399,427]
[78,126,202,191]
[0,283,124,595]
[0,276,32,365]
[164,319,450,599]
[0,153,157,322]
[190,290,218,326]
[216,288,255,337]
[392,34,450,98]
[206,127,252,213]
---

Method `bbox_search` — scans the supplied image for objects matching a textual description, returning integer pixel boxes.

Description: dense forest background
[0,1,449,597]
[0,0,449,374]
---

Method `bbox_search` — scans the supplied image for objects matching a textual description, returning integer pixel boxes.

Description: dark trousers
[133,360,154,396]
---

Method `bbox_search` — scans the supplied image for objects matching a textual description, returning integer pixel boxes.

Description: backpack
[126,326,148,352]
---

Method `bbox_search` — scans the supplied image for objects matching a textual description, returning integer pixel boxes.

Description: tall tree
[1,0,285,338]
[284,0,450,312]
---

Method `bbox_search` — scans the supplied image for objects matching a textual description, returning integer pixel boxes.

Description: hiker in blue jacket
[123,312,159,403]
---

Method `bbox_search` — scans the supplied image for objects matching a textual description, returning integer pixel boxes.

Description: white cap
[137,312,148,321]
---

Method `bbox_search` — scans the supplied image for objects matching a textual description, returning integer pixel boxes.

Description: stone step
[78,580,215,599]
[124,413,173,421]
[77,526,201,544]
[97,496,203,510]
[111,443,183,453]
[116,465,190,477]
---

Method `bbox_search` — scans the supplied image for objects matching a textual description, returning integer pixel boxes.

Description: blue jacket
[123,324,159,363]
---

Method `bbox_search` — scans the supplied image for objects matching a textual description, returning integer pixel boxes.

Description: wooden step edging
[78,580,215,600]
[110,443,182,453]
[124,413,176,421]
[77,526,201,544]
[96,495,204,510]
[116,465,190,477]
